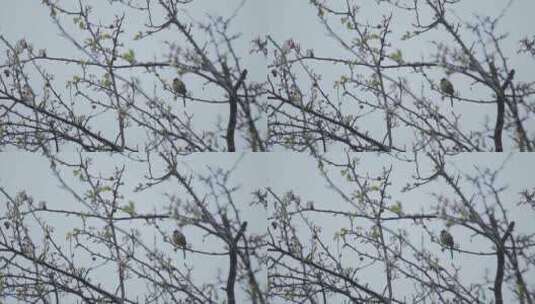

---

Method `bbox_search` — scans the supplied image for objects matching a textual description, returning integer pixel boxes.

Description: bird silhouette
[172,78,187,106]
[440,78,455,106]
[440,229,454,259]
[172,229,187,259]
[21,236,35,257]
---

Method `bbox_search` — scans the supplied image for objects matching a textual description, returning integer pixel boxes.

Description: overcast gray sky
[2,0,534,150]
[265,152,535,303]
[2,152,534,302]
[1,152,270,302]
[266,0,535,150]
[1,0,535,303]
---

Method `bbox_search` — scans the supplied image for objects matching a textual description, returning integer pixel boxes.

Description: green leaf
[122,49,136,64]
[122,201,136,216]
[133,31,143,40]
[390,201,403,215]
[390,49,403,63]
[101,74,112,88]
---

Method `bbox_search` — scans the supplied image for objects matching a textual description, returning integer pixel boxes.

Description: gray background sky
[2,0,534,149]
[2,0,535,303]
[1,152,270,302]
[266,0,535,150]
[2,152,534,302]
[266,152,535,302]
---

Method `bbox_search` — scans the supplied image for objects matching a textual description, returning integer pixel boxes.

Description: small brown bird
[172,78,187,106]
[440,78,455,106]
[172,229,187,258]
[288,85,302,104]
[21,84,35,102]
[440,229,454,259]
[21,235,35,257]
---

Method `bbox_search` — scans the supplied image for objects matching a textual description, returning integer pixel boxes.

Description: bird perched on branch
[21,84,35,102]
[172,229,187,259]
[440,229,454,259]
[440,78,455,106]
[21,235,35,257]
[172,78,187,106]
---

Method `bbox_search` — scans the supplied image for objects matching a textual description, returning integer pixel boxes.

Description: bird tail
[450,248,453,260]
[182,248,186,259]
[449,96,453,107]
[182,96,186,107]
